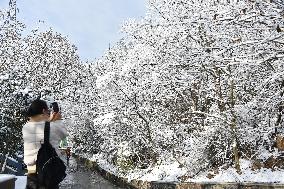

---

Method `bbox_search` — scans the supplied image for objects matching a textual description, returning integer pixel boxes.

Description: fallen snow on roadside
[127,161,187,182]
[186,159,284,183]
[90,155,284,183]
[91,153,118,174]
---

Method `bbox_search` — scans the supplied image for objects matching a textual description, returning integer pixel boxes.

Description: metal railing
[0,154,25,176]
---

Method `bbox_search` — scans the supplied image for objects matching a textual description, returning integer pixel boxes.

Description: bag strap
[44,121,50,144]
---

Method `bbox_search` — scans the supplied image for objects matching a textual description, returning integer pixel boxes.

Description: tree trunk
[229,75,241,174]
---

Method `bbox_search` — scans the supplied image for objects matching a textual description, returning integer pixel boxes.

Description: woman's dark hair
[26,99,48,117]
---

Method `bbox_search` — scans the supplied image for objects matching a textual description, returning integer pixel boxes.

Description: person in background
[66,147,71,165]
[23,99,67,189]
[59,137,71,165]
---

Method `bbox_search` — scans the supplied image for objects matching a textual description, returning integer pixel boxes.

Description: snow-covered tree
[0,0,27,164]
[0,0,98,167]
[92,0,284,177]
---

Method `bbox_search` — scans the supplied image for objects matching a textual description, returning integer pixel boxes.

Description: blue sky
[0,0,146,61]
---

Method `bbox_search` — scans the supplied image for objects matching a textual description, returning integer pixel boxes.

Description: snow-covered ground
[185,159,284,183]
[91,155,284,183]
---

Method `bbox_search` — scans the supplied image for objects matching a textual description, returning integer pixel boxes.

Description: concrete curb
[72,154,284,189]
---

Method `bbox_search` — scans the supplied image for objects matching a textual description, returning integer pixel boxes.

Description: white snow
[186,159,284,183]
[93,113,114,125]
[15,176,27,189]
[96,72,115,89]
[127,161,187,182]
[0,174,15,183]
[19,87,31,94]
[91,153,118,174]
[88,157,284,183]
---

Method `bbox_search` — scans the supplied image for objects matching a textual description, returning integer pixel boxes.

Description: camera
[51,102,60,113]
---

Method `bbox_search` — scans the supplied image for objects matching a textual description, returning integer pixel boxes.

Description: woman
[23,99,67,189]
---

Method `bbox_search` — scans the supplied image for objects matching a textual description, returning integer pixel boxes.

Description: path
[60,157,122,189]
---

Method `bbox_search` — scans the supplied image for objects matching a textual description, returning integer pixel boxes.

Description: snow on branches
[0,0,98,160]
[1,0,284,180]
[92,0,284,177]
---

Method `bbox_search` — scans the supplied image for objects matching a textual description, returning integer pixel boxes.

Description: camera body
[51,102,60,113]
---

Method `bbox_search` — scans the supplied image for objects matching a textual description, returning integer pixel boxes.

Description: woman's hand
[49,112,62,122]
